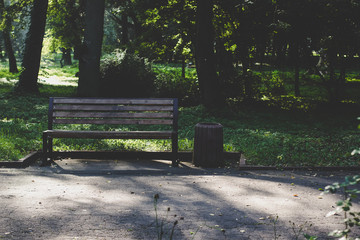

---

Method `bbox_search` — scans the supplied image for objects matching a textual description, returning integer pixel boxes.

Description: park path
[1,159,359,240]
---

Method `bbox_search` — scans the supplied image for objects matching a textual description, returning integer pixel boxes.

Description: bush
[99,49,155,97]
[153,65,200,106]
[262,70,286,96]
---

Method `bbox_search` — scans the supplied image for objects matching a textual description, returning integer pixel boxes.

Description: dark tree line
[1,0,360,106]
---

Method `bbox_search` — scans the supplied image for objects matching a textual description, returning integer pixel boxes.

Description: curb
[1,151,359,171]
[0,151,40,168]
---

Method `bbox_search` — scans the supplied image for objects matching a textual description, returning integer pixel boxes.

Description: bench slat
[44,130,173,139]
[53,98,174,105]
[53,105,174,111]
[53,111,173,119]
[53,118,173,125]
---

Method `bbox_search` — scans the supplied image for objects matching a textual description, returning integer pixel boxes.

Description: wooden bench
[42,97,179,166]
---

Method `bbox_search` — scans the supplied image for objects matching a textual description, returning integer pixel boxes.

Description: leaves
[323,175,360,239]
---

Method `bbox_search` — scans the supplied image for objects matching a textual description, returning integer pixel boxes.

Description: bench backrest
[48,97,178,131]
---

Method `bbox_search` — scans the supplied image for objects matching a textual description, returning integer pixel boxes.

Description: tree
[195,0,223,107]
[16,0,48,93]
[77,0,105,97]
[47,0,84,65]
[0,0,18,73]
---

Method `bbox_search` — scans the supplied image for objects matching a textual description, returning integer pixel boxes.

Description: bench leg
[171,137,179,167]
[42,133,53,166]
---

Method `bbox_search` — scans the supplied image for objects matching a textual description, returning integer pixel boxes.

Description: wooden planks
[51,98,175,125]
[53,118,173,125]
[53,98,174,105]
[53,111,173,119]
[53,105,174,111]
[44,130,173,139]
[43,97,179,167]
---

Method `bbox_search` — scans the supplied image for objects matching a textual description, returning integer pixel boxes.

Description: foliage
[1,74,360,167]
[99,49,155,97]
[46,0,83,51]
[261,71,286,96]
[153,64,199,106]
[323,175,360,240]
[1,58,360,167]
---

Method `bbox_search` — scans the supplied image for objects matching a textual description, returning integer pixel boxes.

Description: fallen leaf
[293,194,298,197]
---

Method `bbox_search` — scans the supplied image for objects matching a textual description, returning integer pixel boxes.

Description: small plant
[323,175,360,239]
[289,220,314,240]
[269,215,281,240]
[268,215,315,240]
[153,194,178,240]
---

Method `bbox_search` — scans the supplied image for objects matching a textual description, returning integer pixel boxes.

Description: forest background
[0,0,359,167]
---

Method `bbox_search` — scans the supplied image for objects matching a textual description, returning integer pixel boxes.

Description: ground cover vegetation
[0,58,359,167]
[0,1,359,166]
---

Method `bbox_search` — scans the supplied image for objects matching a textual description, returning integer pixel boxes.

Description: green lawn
[0,61,359,167]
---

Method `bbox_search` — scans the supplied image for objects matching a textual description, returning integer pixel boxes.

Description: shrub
[153,65,200,106]
[99,49,155,97]
[262,70,286,96]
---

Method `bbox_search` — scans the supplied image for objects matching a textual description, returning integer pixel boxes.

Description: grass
[0,59,359,166]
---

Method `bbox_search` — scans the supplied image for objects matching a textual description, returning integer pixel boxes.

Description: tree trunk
[195,0,223,108]
[293,43,300,97]
[78,0,105,97]
[17,0,48,93]
[121,13,129,45]
[60,48,72,67]
[0,0,18,73]
[328,51,337,102]
[181,55,185,79]
[337,54,346,100]
[0,38,4,60]
[3,32,17,73]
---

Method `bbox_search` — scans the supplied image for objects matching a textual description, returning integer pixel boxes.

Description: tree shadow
[0,159,359,239]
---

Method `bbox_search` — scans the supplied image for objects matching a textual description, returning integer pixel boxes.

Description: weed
[153,194,179,240]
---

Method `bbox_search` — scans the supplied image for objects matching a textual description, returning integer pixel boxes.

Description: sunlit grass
[0,60,359,166]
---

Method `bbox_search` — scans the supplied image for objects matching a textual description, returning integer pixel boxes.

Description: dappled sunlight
[38,76,78,86]
[2,162,358,239]
[0,78,17,85]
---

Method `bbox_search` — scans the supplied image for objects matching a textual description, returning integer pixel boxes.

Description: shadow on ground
[0,158,359,239]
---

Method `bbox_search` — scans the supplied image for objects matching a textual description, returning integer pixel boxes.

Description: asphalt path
[1,159,359,240]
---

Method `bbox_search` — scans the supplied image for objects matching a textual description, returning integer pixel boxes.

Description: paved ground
[0,159,359,240]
